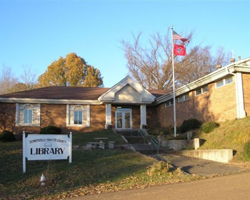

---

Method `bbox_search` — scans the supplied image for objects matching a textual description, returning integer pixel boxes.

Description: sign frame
[23,131,72,173]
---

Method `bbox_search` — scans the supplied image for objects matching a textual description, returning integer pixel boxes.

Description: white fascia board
[234,66,250,73]
[98,76,131,101]
[155,65,236,105]
[141,97,155,103]
[0,98,102,105]
[98,75,155,103]
[155,61,250,105]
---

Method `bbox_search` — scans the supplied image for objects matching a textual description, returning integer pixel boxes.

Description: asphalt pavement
[69,172,250,200]
[167,154,241,176]
[68,154,247,200]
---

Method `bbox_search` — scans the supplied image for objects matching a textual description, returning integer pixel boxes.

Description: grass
[0,129,199,200]
[71,129,125,146]
[197,117,250,161]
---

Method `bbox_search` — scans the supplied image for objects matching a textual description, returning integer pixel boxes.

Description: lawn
[0,129,199,200]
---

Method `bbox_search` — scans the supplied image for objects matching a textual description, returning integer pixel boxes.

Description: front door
[115,108,132,129]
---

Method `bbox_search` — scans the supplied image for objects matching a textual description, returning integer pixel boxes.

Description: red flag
[173,31,189,43]
[174,44,186,56]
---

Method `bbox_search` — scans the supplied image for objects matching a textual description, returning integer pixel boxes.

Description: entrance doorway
[115,108,132,129]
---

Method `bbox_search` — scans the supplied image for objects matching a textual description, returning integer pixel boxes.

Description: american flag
[173,31,189,42]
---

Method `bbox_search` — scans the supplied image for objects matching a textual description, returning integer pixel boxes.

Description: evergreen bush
[201,121,220,133]
[180,119,201,133]
[0,131,16,142]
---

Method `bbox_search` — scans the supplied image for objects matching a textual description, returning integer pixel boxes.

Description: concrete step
[130,144,174,155]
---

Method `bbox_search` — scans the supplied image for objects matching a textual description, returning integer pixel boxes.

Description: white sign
[23,132,72,173]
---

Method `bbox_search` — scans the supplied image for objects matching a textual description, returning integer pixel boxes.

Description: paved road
[70,172,250,200]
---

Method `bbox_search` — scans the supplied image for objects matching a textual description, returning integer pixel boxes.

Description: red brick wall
[41,104,66,128]
[0,103,107,134]
[156,77,237,128]
[147,106,158,129]
[132,106,140,129]
[242,73,250,116]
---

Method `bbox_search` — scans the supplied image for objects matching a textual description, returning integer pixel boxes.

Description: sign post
[23,131,72,173]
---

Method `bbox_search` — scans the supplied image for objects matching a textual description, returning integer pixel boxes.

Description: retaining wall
[180,149,233,163]
[161,138,200,151]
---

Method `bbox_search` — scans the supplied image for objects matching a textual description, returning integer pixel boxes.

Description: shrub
[180,119,201,133]
[201,121,220,133]
[148,128,171,136]
[243,141,250,161]
[147,161,170,176]
[167,134,187,140]
[40,125,62,134]
[0,131,16,142]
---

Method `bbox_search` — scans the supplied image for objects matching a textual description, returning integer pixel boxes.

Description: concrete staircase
[115,129,173,155]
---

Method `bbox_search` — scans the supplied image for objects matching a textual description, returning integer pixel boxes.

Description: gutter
[0,98,103,105]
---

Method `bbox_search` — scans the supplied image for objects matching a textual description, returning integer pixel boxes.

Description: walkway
[130,143,241,176]
[165,154,241,176]
[69,172,250,200]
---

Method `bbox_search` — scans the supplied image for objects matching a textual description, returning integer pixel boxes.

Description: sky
[0,0,249,88]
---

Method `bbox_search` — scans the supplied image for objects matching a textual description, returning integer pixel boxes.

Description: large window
[16,104,40,126]
[178,93,189,102]
[216,76,233,88]
[67,105,90,127]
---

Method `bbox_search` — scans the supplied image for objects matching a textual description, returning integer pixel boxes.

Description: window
[216,80,224,88]
[195,88,202,96]
[165,99,173,107]
[16,104,40,126]
[74,110,82,124]
[24,109,32,124]
[216,76,233,88]
[178,93,189,102]
[67,105,90,127]
[195,85,209,96]
[203,85,209,92]
[225,76,233,84]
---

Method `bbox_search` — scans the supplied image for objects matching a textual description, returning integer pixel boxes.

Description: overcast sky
[0,0,249,87]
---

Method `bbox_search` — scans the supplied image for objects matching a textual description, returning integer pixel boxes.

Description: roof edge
[0,98,102,105]
[155,57,250,105]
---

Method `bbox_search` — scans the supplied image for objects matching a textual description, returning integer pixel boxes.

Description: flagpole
[171,25,177,138]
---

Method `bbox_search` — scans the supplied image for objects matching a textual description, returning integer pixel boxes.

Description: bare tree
[0,66,18,94]
[0,104,15,132]
[20,66,37,90]
[121,31,230,90]
[121,32,174,90]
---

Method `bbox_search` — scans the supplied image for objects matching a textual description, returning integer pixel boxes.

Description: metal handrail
[150,136,160,154]
[138,129,146,143]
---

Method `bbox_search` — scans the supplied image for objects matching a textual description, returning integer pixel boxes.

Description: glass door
[115,108,132,129]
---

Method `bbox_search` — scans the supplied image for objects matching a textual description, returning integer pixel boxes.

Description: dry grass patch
[0,130,200,200]
[197,117,250,161]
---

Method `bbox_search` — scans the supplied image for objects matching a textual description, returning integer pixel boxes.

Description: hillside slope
[198,117,250,161]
